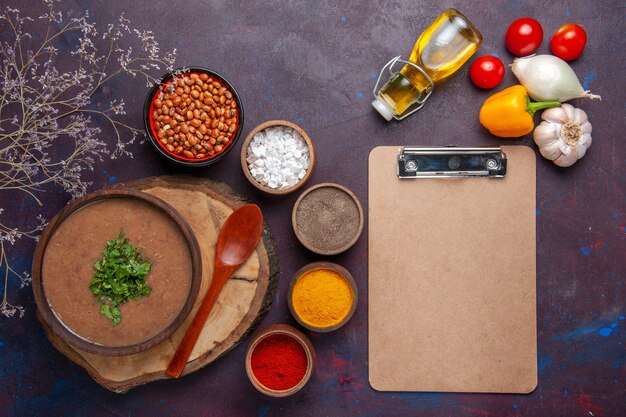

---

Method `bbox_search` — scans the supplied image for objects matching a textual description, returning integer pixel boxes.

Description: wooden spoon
[166,204,264,378]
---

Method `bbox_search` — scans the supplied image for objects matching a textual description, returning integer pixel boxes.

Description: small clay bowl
[241,120,315,195]
[245,324,315,397]
[31,189,202,356]
[287,262,358,332]
[143,66,244,167]
[292,183,364,255]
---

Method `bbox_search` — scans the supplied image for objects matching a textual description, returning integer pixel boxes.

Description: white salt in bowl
[241,120,316,195]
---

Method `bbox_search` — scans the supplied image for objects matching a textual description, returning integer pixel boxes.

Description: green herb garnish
[89,230,152,326]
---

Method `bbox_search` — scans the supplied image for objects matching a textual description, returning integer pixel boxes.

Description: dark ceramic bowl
[143,66,244,167]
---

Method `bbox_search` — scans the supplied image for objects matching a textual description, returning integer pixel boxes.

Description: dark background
[0,0,624,416]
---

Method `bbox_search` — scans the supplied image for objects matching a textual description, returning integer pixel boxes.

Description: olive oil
[372,9,482,120]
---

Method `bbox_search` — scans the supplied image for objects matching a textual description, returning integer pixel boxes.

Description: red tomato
[550,23,587,61]
[505,17,543,56]
[469,56,505,89]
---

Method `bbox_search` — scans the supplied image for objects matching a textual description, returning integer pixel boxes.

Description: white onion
[511,55,601,102]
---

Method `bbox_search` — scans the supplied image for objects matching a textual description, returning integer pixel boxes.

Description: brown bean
[158,73,238,159]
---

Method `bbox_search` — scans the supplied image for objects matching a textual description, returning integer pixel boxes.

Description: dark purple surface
[0,1,624,416]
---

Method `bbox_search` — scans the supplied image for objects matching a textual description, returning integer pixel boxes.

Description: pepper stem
[526,96,561,117]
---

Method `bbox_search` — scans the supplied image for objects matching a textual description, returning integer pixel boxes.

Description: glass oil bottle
[372,9,482,121]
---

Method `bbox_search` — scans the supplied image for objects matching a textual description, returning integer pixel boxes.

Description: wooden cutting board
[37,176,279,393]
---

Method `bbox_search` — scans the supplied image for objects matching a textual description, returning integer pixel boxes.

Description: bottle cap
[372,98,395,121]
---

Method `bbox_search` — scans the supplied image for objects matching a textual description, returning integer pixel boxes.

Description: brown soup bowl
[32,189,202,356]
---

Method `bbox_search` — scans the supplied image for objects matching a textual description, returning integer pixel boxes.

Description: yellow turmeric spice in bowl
[289,264,357,331]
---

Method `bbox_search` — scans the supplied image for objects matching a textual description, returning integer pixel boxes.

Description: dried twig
[0,0,176,317]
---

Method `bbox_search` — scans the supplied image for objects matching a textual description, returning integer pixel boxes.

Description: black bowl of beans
[144,66,244,166]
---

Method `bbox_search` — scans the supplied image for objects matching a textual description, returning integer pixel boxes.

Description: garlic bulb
[533,104,592,167]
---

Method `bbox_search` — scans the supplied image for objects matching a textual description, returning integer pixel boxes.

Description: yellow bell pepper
[479,85,561,138]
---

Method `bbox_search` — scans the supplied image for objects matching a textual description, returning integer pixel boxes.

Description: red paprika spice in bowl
[245,324,315,397]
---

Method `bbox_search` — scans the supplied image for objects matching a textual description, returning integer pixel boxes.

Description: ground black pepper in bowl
[292,183,364,255]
